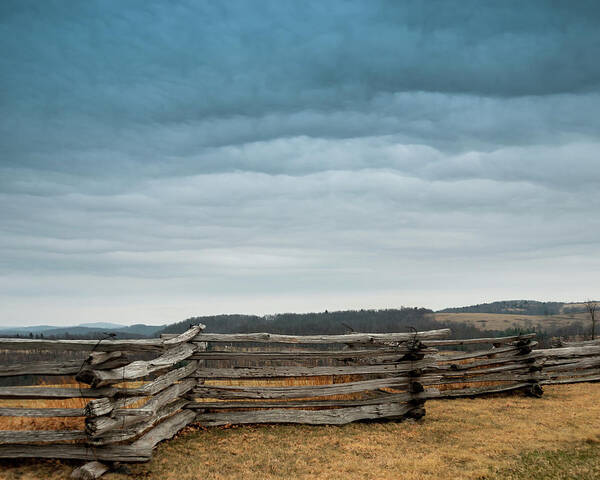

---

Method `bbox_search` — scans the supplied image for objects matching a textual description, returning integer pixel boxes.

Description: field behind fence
[0,326,599,479]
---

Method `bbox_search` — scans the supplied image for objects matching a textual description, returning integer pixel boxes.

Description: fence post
[516,336,543,397]
[405,334,427,420]
[77,351,124,479]
[73,325,204,477]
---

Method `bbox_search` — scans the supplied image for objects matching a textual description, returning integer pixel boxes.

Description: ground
[1,383,599,480]
[434,312,591,332]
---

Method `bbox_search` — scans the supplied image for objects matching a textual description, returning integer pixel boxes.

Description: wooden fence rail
[0,328,599,479]
[536,343,600,385]
[421,333,544,398]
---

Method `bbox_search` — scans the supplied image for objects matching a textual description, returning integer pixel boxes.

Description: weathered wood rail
[420,333,545,397]
[0,326,447,478]
[536,341,600,385]
[419,336,600,398]
[185,328,448,428]
[0,325,205,478]
[1,327,599,479]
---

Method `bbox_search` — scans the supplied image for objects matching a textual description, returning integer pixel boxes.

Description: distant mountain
[0,323,164,339]
[437,300,588,316]
[0,325,59,335]
[117,324,165,336]
[28,326,144,339]
[77,322,124,329]
[75,322,163,336]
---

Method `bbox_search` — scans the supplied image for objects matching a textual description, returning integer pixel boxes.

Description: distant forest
[157,307,593,347]
[438,300,587,316]
[0,324,163,340]
[158,308,437,335]
[158,308,531,340]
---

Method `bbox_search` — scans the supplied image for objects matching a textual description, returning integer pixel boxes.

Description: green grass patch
[484,440,600,480]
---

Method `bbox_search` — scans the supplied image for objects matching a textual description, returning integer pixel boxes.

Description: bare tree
[586,300,598,340]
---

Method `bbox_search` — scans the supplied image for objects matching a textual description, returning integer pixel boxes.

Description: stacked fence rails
[2,324,600,479]
[0,324,204,469]
[420,335,600,397]
[0,326,450,478]
[421,333,544,398]
[535,339,600,386]
[180,328,450,426]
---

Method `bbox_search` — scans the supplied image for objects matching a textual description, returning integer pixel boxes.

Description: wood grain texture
[0,338,164,352]
[436,383,531,398]
[187,390,438,410]
[163,324,205,345]
[87,351,130,370]
[186,329,450,345]
[78,344,196,387]
[439,343,537,362]
[86,379,196,437]
[542,358,600,372]
[194,402,417,426]
[536,346,600,358]
[132,409,196,449]
[425,333,536,346]
[193,359,434,379]
[431,362,539,378]
[434,352,543,370]
[70,461,109,480]
[541,375,600,385]
[84,398,113,418]
[0,360,82,377]
[138,361,198,396]
[0,429,87,444]
[190,348,436,361]
[0,407,84,417]
[0,444,152,461]
[112,378,196,417]
[423,372,544,385]
[193,376,412,399]
[90,399,188,446]
[0,386,122,400]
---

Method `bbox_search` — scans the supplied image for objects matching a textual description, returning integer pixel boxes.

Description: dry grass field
[0,379,86,432]
[433,312,590,331]
[1,383,599,480]
[0,379,149,432]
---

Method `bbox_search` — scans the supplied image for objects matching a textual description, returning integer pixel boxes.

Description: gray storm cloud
[0,0,599,325]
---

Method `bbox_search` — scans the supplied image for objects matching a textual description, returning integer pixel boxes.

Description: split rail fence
[0,326,599,478]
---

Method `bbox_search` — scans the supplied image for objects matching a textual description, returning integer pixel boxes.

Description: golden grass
[0,378,87,431]
[0,379,145,431]
[1,383,599,480]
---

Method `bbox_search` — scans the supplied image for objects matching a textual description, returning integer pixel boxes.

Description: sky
[1,1,600,326]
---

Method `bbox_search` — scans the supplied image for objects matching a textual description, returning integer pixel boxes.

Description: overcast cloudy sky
[1,1,599,326]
